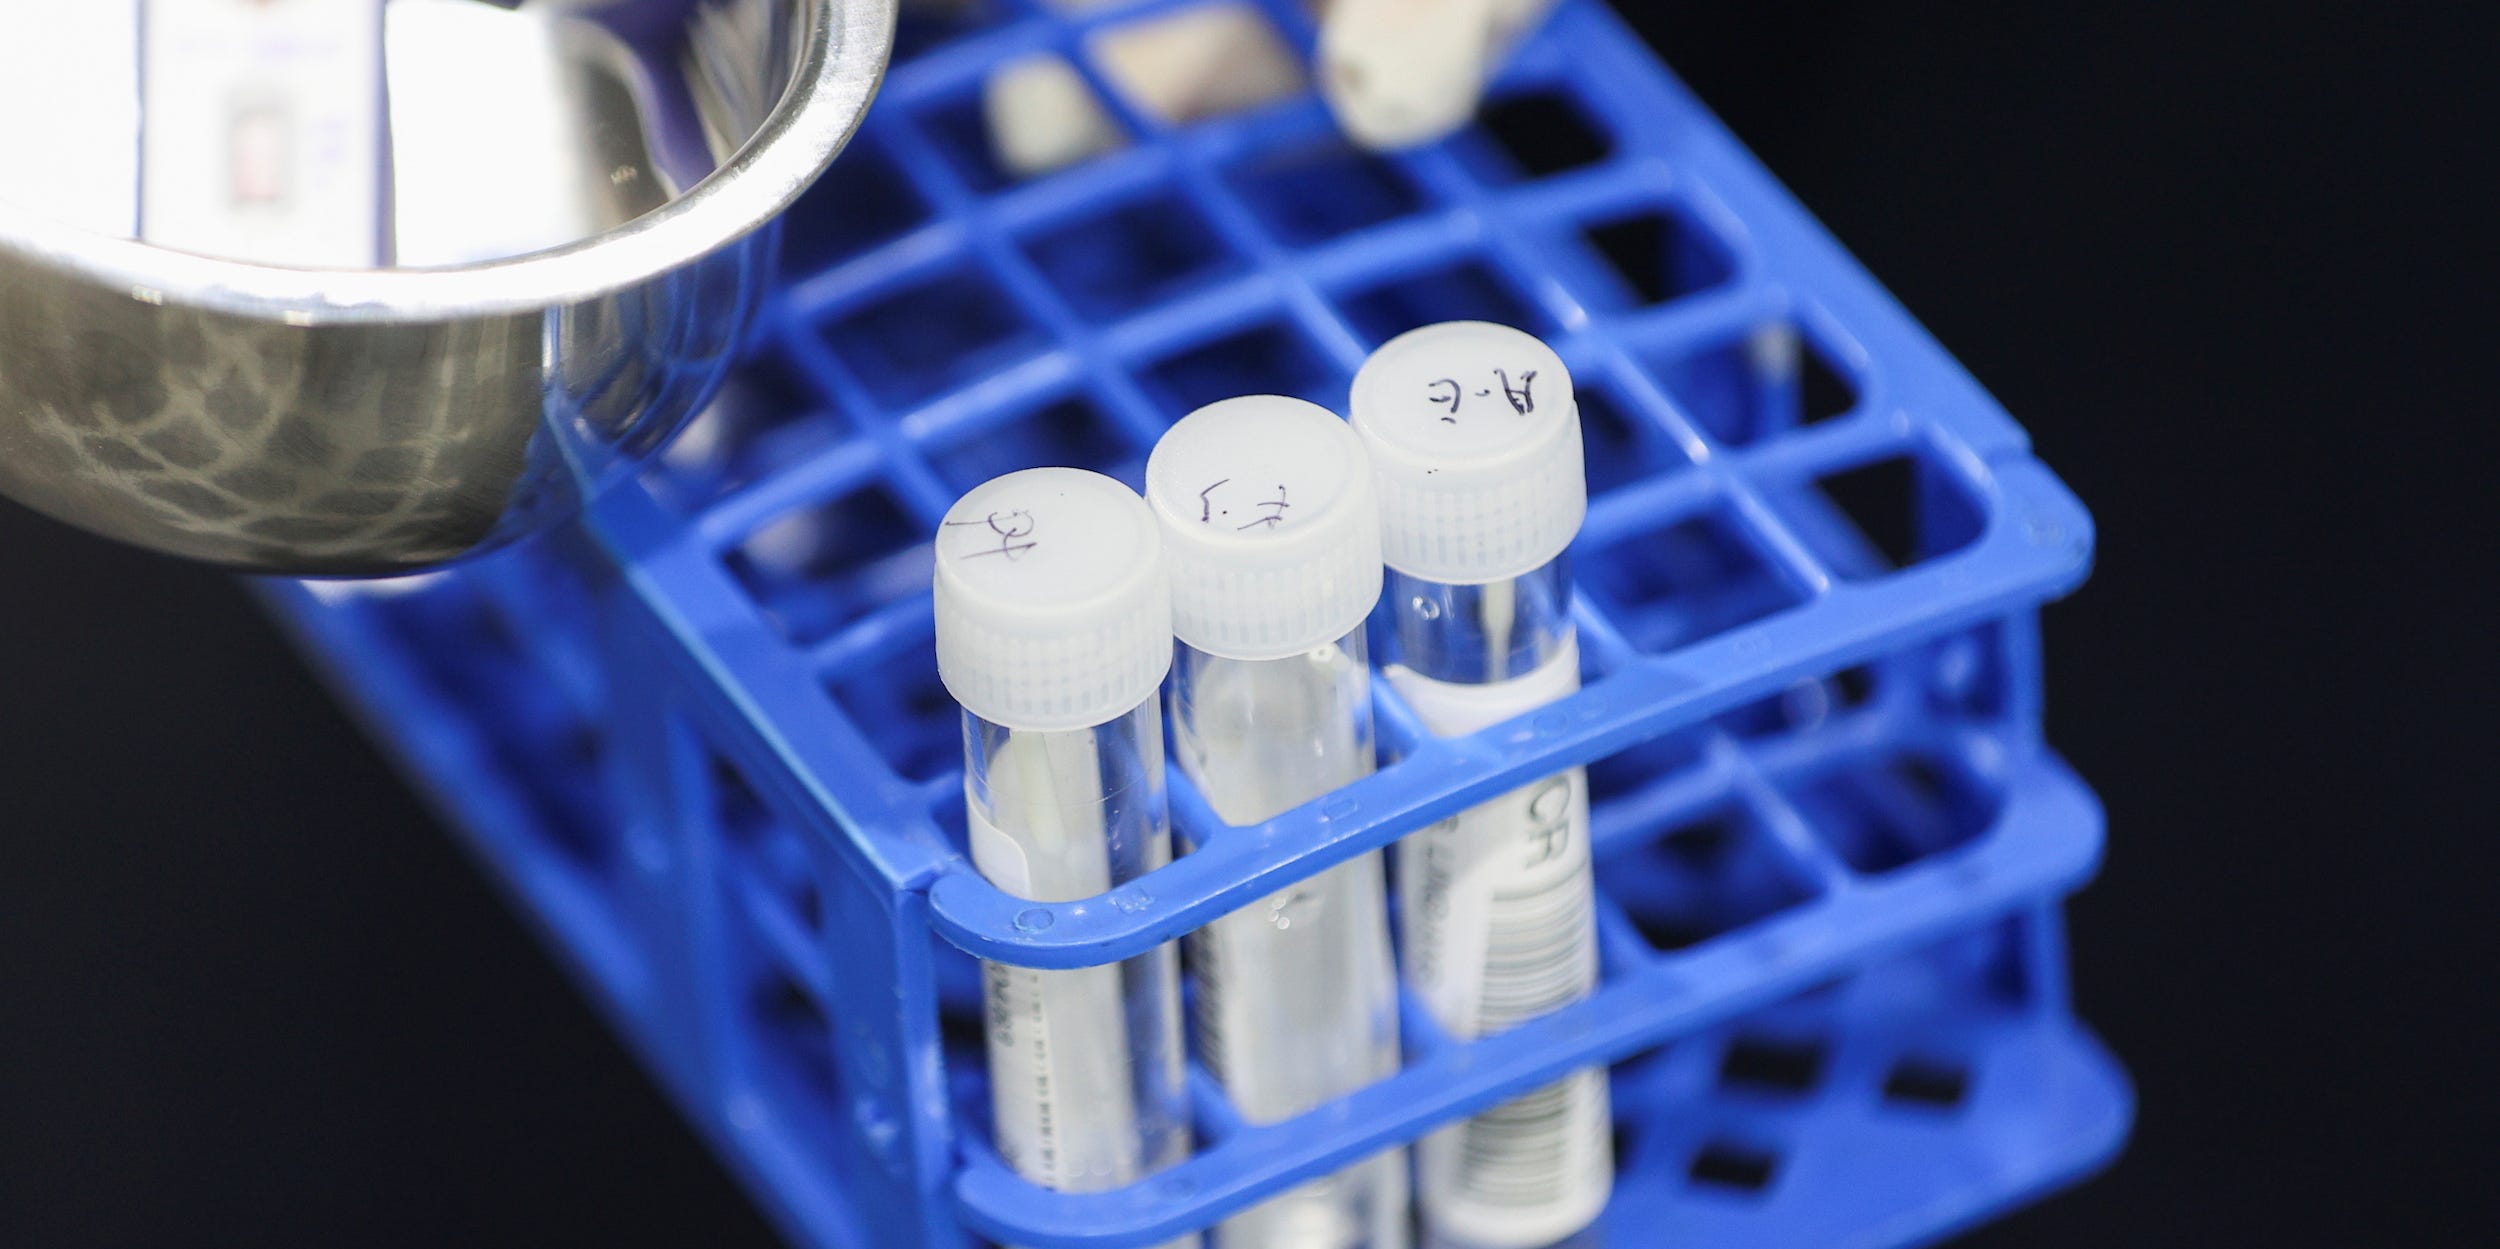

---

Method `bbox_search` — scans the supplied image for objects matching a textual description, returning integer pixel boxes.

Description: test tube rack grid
[266,1,2129,1246]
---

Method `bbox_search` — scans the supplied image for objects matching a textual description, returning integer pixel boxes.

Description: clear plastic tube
[966,697,1198,1249]
[1171,629,1407,1249]
[1381,563,1575,686]
[1379,559,1611,1249]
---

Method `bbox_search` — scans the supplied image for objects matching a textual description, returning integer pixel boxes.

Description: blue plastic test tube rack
[267,1,2130,1245]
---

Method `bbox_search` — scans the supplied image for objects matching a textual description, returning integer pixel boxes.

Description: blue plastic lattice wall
[265,1,2127,1246]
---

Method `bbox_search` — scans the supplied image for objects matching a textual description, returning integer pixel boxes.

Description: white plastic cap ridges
[1144,395,1384,661]
[1350,320,1586,585]
[932,468,1173,732]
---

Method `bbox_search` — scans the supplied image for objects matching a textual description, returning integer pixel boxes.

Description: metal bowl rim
[0,0,894,326]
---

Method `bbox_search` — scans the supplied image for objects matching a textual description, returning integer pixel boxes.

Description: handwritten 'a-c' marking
[1425,368,1538,421]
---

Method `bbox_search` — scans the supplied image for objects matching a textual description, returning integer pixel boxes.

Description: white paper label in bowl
[0,0,142,236]
[140,0,389,267]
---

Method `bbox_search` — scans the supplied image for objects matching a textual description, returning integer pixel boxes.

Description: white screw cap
[932,468,1173,732]
[1349,321,1586,585]
[1144,395,1384,661]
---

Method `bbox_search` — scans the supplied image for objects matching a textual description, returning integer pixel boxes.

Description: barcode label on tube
[1390,647,1612,1247]
[982,950,1146,1192]
[1474,852,1597,1032]
[1396,769,1596,1040]
[1189,923,1233,1090]
[970,802,1149,1198]
[1454,1071,1608,1213]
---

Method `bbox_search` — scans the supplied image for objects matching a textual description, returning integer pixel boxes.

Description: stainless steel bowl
[0,0,894,574]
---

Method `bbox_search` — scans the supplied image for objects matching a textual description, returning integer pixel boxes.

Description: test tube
[1350,324,1609,1249]
[1143,397,1408,1249]
[931,468,1197,1248]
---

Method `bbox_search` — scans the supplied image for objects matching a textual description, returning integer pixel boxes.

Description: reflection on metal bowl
[0,0,894,574]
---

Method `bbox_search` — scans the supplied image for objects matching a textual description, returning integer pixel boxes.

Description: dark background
[3,3,2490,1245]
